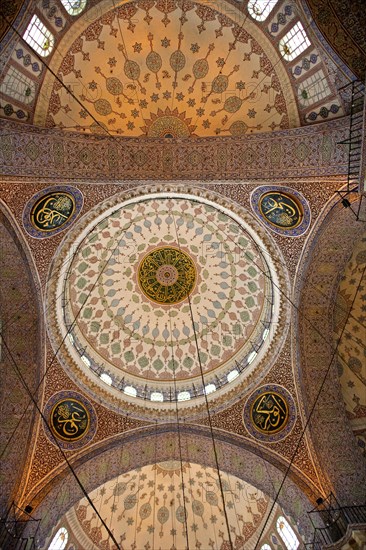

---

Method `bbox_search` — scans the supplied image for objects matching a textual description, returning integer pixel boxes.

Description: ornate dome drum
[46,185,290,419]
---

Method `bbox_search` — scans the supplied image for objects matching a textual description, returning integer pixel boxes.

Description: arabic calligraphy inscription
[138,247,196,304]
[31,192,75,231]
[251,391,289,434]
[50,398,90,442]
[259,192,303,229]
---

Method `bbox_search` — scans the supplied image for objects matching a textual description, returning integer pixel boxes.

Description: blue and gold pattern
[243,384,296,442]
[44,391,97,450]
[251,186,311,237]
[23,185,83,238]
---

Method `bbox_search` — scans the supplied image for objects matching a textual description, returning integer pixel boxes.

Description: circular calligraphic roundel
[251,391,288,434]
[243,384,296,442]
[138,247,197,304]
[250,186,311,237]
[22,185,83,238]
[46,185,291,420]
[259,192,302,229]
[50,398,89,441]
[44,391,97,450]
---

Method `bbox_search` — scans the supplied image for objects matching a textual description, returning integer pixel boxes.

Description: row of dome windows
[98,366,240,400]
[0,1,332,113]
[21,6,310,60]
[49,516,300,549]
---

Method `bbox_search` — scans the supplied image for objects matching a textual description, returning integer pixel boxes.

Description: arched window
[100,372,112,385]
[22,15,54,57]
[60,0,87,16]
[276,516,299,550]
[1,67,35,104]
[298,70,332,107]
[261,545,272,550]
[124,385,137,397]
[279,22,311,61]
[48,527,68,550]
[151,391,164,402]
[248,0,278,21]
[177,391,191,401]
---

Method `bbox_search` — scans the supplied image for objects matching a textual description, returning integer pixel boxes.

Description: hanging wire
[200,4,331,134]
[0,213,138,463]
[171,210,234,550]
[0,212,146,549]
[253,263,366,548]
[0,334,122,549]
[152,419,158,550]
[0,12,114,138]
[168,314,190,550]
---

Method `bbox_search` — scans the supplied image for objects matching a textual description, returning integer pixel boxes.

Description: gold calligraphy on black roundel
[251,391,289,434]
[138,247,196,305]
[31,192,76,232]
[259,191,303,229]
[50,398,90,442]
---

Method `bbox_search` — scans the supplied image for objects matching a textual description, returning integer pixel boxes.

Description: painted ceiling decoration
[250,185,311,237]
[334,232,366,457]
[46,184,290,418]
[1,0,354,133]
[0,0,25,43]
[1,0,366,547]
[34,0,299,137]
[57,461,271,550]
[43,390,97,449]
[22,185,84,238]
[243,384,296,442]
[304,0,366,80]
[138,246,197,305]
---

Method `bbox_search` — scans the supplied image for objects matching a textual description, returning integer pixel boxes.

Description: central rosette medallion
[138,247,196,304]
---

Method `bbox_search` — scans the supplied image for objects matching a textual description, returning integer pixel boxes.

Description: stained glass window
[248,0,278,21]
[261,545,272,550]
[60,0,87,16]
[48,527,68,550]
[0,67,35,104]
[279,22,311,61]
[298,70,332,106]
[277,516,299,549]
[22,15,54,57]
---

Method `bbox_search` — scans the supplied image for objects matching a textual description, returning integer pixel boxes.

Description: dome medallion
[47,186,290,419]
[138,246,196,304]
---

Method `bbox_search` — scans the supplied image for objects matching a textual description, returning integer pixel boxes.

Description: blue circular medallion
[251,186,311,237]
[23,185,83,238]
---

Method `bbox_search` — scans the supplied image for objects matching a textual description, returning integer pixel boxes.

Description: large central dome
[47,186,289,417]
